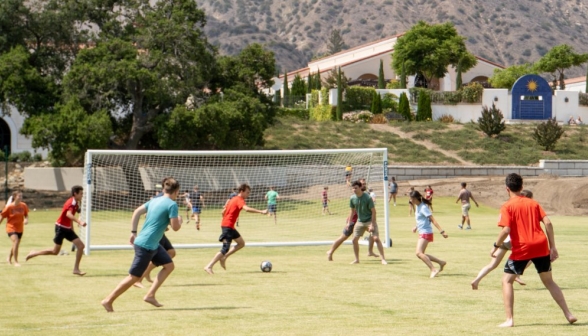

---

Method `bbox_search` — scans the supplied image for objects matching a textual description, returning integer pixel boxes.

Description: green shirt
[350,192,374,223]
[266,190,279,205]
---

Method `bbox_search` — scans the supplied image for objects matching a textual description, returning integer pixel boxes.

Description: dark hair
[163,178,180,194]
[520,189,533,199]
[461,182,467,188]
[392,177,396,181]
[351,180,363,188]
[11,190,21,199]
[409,190,432,206]
[71,185,83,196]
[238,183,251,192]
[505,173,523,192]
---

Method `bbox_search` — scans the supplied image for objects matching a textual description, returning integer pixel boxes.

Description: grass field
[1,197,587,335]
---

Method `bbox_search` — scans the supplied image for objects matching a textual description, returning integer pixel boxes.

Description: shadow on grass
[83,274,126,277]
[131,306,251,312]
[167,283,223,287]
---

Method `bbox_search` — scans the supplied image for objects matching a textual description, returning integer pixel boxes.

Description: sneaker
[466,226,471,230]
[458,225,463,229]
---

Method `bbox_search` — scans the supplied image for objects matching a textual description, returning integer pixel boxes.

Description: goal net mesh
[80,149,389,253]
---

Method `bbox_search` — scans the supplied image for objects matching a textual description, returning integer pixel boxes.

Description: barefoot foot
[326,251,333,261]
[367,253,380,258]
[567,315,577,324]
[144,296,163,308]
[101,299,114,312]
[73,270,86,276]
[381,259,388,265]
[430,269,439,278]
[145,276,153,283]
[514,277,526,286]
[14,262,21,267]
[471,280,479,290]
[133,282,145,289]
[25,252,34,261]
[350,260,359,264]
[498,319,513,328]
[204,267,214,275]
[438,261,446,274]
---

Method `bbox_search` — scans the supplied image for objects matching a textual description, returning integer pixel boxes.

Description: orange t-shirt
[498,196,549,260]
[221,196,245,229]
[2,202,29,233]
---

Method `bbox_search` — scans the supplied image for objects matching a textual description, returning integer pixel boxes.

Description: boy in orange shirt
[491,173,576,327]
[1,191,29,266]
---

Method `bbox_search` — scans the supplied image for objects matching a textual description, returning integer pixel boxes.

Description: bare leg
[195,213,200,230]
[415,238,437,277]
[144,262,174,308]
[11,235,21,266]
[367,236,379,257]
[427,254,445,273]
[351,236,360,264]
[26,244,61,261]
[471,248,506,290]
[499,273,517,327]
[204,252,223,274]
[134,262,156,288]
[222,237,245,261]
[274,212,277,225]
[373,237,387,264]
[101,274,140,312]
[72,238,86,276]
[538,271,577,324]
[327,234,349,261]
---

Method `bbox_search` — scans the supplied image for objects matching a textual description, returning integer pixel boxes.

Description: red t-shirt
[221,196,245,229]
[498,196,549,260]
[56,197,80,229]
[425,188,433,200]
[322,191,328,202]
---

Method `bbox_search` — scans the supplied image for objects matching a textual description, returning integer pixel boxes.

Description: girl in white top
[410,190,448,278]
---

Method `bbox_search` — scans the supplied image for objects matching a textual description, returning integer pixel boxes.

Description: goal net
[80,149,389,254]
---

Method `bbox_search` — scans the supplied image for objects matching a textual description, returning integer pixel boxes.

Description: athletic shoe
[466,226,471,230]
[458,225,463,229]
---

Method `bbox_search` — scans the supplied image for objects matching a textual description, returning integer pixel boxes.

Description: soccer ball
[260,260,272,273]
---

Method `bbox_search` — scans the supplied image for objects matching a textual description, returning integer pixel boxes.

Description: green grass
[2,198,587,335]
[265,117,588,165]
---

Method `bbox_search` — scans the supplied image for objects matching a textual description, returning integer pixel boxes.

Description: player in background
[182,190,191,223]
[204,184,267,274]
[369,188,376,204]
[470,190,534,290]
[388,177,398,206]
[405,186,415,216]
[102,177,182,312]
[456,182,479,230]
[350,180,387,265]
[492,173,576,327]
[25,186,87,276]
[344,165,352,186]
[322,187,331,215]
[1,191,29,266]
[424,185,434,212]
[410,190,448,278]
[265,186,280,225]
[189,185,205,230]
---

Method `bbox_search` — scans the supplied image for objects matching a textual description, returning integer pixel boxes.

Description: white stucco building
[0,105,48,157]
[563,76,587,92]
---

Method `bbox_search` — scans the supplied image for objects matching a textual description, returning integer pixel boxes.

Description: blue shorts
[192,207,202,214]
[129,244,172,277]
[342,222,356,237]
[322,201,328,208]
[268,204,277,213]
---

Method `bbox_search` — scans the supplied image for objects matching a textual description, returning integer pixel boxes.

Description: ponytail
[409,190,432,206]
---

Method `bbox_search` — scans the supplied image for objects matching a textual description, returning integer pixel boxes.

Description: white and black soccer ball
[260,260,272,273]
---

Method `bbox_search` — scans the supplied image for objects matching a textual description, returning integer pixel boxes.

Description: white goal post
[80,148,390,255]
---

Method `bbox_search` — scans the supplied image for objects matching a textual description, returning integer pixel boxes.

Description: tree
[327,29,346,55]
[398,92,412,121]
[323,67,350,89]
[378,59,386,89]
[477,103,506,137]
[400,62,407,89]
[392,21,476,89]
[416,91,431,121]
[532,118,564,151]
[535,44,588,90]
[282,71,290,107]
[290,74,307,98]
[370,91,383,114]
[217,43,276,96]
[586,66,588,93]
[306,74,312,93]
[314,71,322,90]
[488,64,537,89]
[336,67,343,120]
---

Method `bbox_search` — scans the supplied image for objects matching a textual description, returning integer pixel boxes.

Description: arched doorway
[511,75,552,120]
[0,118,11,155]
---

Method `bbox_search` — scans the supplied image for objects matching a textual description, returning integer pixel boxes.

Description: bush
[342,110,373,123]
[381,93,399,112]
[398,92,412,121]
[532,118,565,151]
[277,108,309,120]
[416,91,432,121]
[437,114,455,123]
[477,103,506,137]
[33,153,43,162]
[370,91,383,114]
[309,104,334,121]
[369,114,388,124]
[386,79,402,89]
[0,151,5,161]
[345,87,375,111]
[460,82,484,103]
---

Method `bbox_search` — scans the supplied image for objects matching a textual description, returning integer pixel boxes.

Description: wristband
[493,242,501,248]
[131,230,137,234]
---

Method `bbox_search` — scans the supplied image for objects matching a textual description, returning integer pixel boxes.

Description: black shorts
[342,222,356,237]
[504,254,552,275]
[268,204,277,213]
[345,172,351,177]
[129,244,173,277]
[159,234,174,251]
[53,225,79,245]
[219,227,241,243]
[7,232,23,239]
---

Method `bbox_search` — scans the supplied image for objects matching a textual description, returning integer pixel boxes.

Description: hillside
[264,116,588,166]
[197,0,588,77]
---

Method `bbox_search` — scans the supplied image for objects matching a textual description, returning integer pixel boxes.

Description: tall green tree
[282,71,290,107]
[416,91,432,121]
[315,72,322,90]
[398,92,412,121]
[217,43,275,96]
[370,91,383,114]
[535,44,588,90]
[290,74,307,98]
[336,67,343,120]
[327,29,346,55]
[400,62,407,89]
[392,21,476,88]
[488,64,537,89]
[323,68,350,89]
[378,59,386,89]
[306,74,312,93]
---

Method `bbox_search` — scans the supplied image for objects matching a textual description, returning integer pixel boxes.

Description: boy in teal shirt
[265,186,280,225]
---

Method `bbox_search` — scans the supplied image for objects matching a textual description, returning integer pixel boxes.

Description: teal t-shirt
[350,192,374,223]
[266,190,279,205]
[134,196,179,250]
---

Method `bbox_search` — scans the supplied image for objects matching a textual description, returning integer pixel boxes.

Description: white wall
[431,104,483,123]
[565,81,586,93]
[482,89,510,119]
[0,105,48,157]
[341,54,395,81]
[553,90,579,122]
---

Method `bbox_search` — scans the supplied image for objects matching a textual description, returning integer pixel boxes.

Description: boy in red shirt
[204,184,267,274]
[491,174,576,327]
[26,186,87,275]
[1,191,29,266]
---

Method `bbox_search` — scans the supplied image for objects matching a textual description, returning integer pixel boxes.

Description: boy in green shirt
[265,186,280,225]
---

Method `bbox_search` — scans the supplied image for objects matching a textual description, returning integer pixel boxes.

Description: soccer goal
[80,148,390,254]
